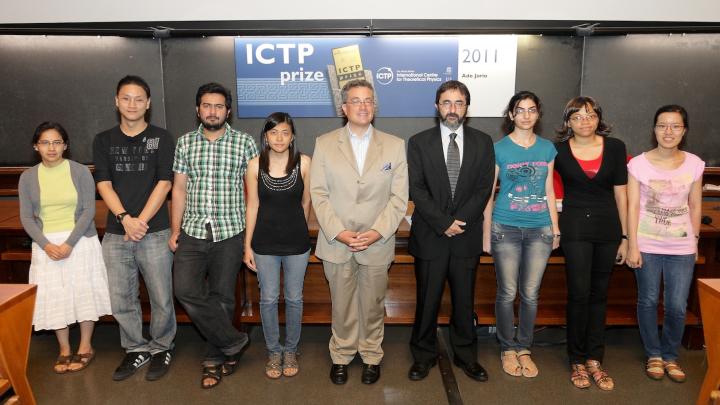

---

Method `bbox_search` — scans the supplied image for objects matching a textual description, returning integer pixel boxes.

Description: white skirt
[29,231,112,331]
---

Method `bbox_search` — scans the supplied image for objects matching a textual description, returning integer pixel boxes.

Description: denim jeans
[173,228,249,366]
[635,252,695,361]
[491,222,553,352]
[254,250,310,354]
[102,228,176,354]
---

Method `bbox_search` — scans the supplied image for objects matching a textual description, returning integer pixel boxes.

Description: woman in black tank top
[244,112,311,379]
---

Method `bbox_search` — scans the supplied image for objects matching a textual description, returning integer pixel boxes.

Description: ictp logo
[376,67,393,85]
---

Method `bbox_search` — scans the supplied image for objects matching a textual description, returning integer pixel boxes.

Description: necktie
[447,133,460,199]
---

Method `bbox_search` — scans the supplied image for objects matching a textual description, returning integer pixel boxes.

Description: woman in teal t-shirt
[482,91,560,378]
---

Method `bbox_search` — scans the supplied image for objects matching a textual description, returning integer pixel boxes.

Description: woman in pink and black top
[554,96,628,391]
[626,105,704,383]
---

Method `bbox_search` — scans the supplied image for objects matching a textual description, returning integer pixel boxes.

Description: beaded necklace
[260,163,298,192]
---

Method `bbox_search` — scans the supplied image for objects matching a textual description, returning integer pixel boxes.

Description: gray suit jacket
[310,126,408,265]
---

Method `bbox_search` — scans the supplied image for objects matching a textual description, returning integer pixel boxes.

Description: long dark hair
[556,96,612,142]
[501,90,542,134]
[259,112,300,175]
[652,104,688,149]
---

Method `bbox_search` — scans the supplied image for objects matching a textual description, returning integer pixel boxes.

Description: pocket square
[381,162,392,171]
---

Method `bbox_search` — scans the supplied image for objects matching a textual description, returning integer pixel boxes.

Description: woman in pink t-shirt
[626,105,704,384]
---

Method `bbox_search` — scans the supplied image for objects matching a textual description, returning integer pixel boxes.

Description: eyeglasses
[346,98,375,107]
[439,100,467,109]
[514,107,538,115]
[37,140,64,147]
[654,124,685,133]
[569,114,598,123]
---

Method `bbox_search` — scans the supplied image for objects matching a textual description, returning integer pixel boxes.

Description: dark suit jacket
[407,125,495,259]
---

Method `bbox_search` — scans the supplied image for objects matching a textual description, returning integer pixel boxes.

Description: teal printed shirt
[173,123,259,241]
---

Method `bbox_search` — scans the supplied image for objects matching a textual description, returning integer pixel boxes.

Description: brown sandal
[501,350,522,376]
[570,364,591,389]
[663,361,686,383]
[645,357,664,380]
[517,350,538,378]
[54,354,72,374]
[67,351,95,372]
[586,360,614,391]
[265,352,282,379]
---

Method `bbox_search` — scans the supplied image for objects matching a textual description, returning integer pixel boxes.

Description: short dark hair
[502,90,542,134]
[259,112,300,175]
[341,79,374,103]
[556,96,612,141]
[32,121,70,154]
[652,104,689,149]
[196,82,232,111]
[435,80,471,106]
[116,75,151,98]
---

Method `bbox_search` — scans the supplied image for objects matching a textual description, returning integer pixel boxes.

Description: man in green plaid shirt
[169,82,258,389]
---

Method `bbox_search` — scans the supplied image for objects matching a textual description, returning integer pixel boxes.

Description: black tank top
[251,160,311,255]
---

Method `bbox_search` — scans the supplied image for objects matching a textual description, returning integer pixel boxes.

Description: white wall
[4,0,720,24]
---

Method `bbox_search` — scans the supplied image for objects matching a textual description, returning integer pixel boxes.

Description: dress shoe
[361,363,381,384]
[330,364,348,385]
[453,358,488,382]
[408,360,436,381]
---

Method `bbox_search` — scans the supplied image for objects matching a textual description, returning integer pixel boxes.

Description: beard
[201,116,226,131]
[440,112,465,131]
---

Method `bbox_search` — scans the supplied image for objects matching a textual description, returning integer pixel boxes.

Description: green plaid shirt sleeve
[176,124,259,242]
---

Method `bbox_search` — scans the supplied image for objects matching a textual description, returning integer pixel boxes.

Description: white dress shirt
[347,124,373,173]
[440,124,464,164]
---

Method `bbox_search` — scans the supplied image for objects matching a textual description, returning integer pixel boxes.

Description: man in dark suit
[407,80,495,382]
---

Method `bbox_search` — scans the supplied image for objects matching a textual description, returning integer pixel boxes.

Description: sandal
[222,338,250,376]
[501,350,522,377]
[282,352,299,377]
[570,363,591,389]
[645,357,664,380]
[265,352,282,379]
[67,351,95,372]
[585,360,614,391]
[517,350,538,378]
[201,365,222,389]
[663,361,686,383]
[54,354,72,374]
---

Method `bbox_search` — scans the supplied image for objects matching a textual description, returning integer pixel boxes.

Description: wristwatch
[116,212,130,224]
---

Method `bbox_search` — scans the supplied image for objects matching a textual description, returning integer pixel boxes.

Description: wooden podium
[698,279,720,405]
[0,284,36,405]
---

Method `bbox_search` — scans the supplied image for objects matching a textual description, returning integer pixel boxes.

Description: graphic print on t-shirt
[110,137,159,173]
[639,174,693,240]
[504,161,549,212]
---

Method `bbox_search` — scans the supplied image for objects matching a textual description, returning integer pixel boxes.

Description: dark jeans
[173,228,249,366]
[562,239,619,365]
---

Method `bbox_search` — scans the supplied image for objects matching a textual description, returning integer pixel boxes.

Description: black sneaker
[112,351,151,381]
[145,350,174,381]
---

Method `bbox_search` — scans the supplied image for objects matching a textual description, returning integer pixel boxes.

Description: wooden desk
[0,284,37,405]
[698,279,720,405]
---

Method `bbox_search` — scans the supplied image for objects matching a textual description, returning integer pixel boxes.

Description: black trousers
[410,253,479,364]
[173,227,249,366]
[562,239,619,364]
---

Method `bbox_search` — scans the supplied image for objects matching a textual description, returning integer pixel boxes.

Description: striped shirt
[348,124,372,173]
[173,123,258,242]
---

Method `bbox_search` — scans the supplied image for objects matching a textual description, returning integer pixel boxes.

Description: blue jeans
[254,250,310,354]
[102,228,176,354]
[173,229,249,366]
[635,252,695,361]
[491,222,553,352]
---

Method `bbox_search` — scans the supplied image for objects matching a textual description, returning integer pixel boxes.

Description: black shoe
[453,357,488,382]
[361,363,381,384]
[222,337,250,376]
[113,351,151,381]
[408,360,436,381]
[330,363,348,385]
[145,350,173,381]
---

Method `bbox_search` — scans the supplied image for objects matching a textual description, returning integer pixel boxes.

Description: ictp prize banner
[234,36,517,118]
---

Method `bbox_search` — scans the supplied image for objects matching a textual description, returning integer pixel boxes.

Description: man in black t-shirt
[93,75,176,382]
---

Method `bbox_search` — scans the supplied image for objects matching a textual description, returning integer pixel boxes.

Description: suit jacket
[407,125,495,259]
[310,126,409,265]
